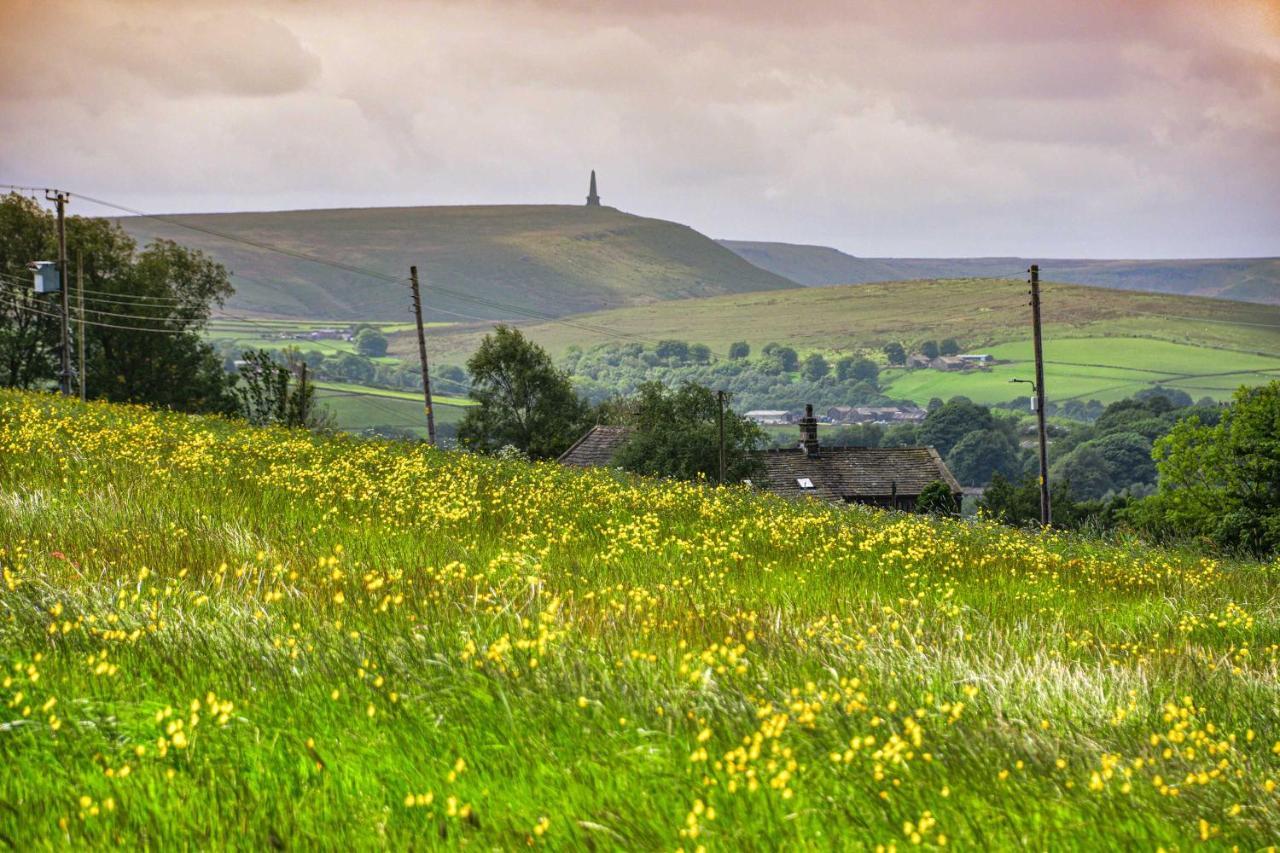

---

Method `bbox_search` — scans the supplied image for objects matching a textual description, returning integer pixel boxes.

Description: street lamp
[1009,377,1036,411]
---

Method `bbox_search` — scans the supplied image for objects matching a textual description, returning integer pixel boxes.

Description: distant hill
[718,240,1280,304]
[114,206,797,322]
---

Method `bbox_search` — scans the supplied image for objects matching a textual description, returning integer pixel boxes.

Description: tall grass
[2,390,1278,849]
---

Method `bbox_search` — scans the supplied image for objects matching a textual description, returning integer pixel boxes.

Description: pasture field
[881,338,1280,405]
[313,386,469,440]
[3,391,1280,848]
[393,278,1280,369]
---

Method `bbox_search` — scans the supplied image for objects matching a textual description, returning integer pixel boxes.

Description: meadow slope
[3,392,1280,848]
[115,205,796,322]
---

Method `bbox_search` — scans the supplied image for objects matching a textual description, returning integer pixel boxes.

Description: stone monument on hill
[586,170,601,207]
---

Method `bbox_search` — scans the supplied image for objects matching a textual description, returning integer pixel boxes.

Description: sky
[1,0,1278,258]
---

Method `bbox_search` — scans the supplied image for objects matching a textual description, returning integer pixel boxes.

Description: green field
[313,384,470,439]
[116,205,795,322]
[394,279,1280,406]
[4,391,1280,848]
[882,337,1280,405]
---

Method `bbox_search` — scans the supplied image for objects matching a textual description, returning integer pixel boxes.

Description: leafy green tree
[0,193,236,413]
[728,341,750,360]
[979,473,1081,528]
[851,359,879,386]
[656,340,689,362]
[1049,444,1115,500]
[945,429,1023,485]
[918,398,995,457]
[0,193,59,388]
[835,357,856,382]
[612,382,764,483]
[1142,381,1280,556]
[920,340,940,359]
[234,349,329,429]
[883,342,906,366]
[774,346,799,372]
[458,325,589,459]
[940,338,960,356]
[1087,432,1157,487]
[801,352,829,381]
[916,480,959,516]
[355,328,388,358]
[689,343,712,365]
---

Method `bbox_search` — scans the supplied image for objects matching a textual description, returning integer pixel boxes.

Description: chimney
[798,403,820,457]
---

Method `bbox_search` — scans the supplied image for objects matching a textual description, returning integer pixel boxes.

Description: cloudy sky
[1,0,1278,257]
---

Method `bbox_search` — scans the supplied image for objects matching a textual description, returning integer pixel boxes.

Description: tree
[979,473,1085,528]
[851,359,879,386]
[920,340,940,360]
[918,399,996,457]
[656,340,689,363]
[0,193,236,413]
[1143,381,1280,556]
[801,352,829,381]
[728,341,750,360]
[234,349,329,429]
[688,343,712,365]
[612,382,765,483]
[1049,444,1115,500]
[774,346,799,372]
[945,429,1023,486]
[940,338,960,356]
[916,480,959,516]
[1086,432,1157,488]
[355,328,388,358]
[458,325,590,459]
[883,342,906,366]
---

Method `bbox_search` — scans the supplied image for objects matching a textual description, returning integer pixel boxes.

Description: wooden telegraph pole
[716,389,727,485]
[1029,264,1051,526]
[77,251,86,401]
[408,265,438,445]
[47,190,71,396]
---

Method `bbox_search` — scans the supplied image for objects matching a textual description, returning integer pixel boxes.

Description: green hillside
[114,205,797,322]
[396,277,1280,362]
[6,390,1280,848]
[391,278,1280,406]
[720,240,1280,304]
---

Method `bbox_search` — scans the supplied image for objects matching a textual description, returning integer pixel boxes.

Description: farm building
[557,425,633,468]
[827,405,926,424]
[753,405,961,511]
[744,410,797,426]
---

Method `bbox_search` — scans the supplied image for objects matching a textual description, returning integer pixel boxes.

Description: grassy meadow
[3,390,1280,849]
[394,278,1280,367]
[881,337,1280,405]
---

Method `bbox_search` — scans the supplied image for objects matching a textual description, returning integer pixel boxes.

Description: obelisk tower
[586,170,601,207]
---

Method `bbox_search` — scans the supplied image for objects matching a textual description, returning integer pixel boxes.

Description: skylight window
[797,478,814,489]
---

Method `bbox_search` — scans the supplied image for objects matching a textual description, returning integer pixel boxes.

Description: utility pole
[408,265,438,445]
[77,251,85,401]
[717,389,726,485]
[46,190,71,396]
[1029,264,1051,526]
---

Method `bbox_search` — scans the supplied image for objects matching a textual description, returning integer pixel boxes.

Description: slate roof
[754,446,962,502]
[557,425,634,468]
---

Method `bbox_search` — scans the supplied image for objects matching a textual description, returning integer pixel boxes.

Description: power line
[67,192,413,288]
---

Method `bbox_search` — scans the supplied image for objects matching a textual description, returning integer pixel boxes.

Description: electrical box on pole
[31,261,61,293]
